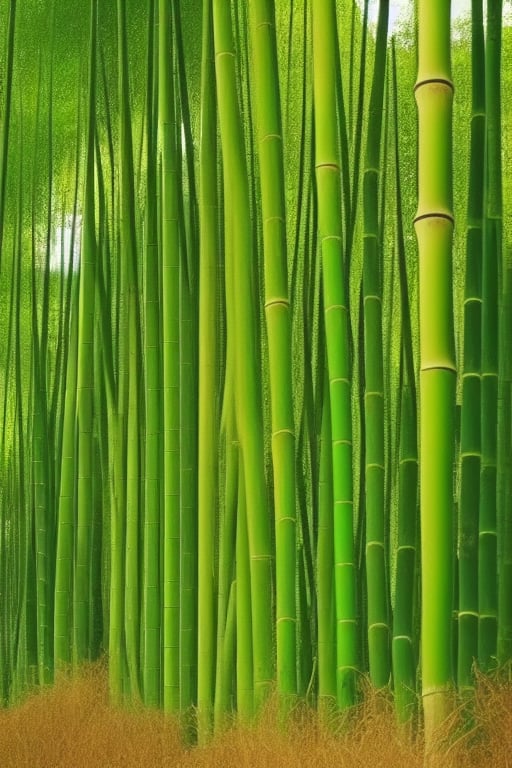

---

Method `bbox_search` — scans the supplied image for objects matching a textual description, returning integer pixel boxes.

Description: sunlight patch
[50,214,81,273]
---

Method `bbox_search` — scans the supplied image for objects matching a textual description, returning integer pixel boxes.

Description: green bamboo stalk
[54,282,78,669]
[311,0,357,709]
[175,82,198,720]
[53,92,83,672]
[92,132,111,658]
[12,131,27,691]
[93,23,127,707]
[391,39,418,724]
[214,403,239,731]
[498,260,512,665]
[74,0,97,666]
[362,0,390,690]
[236,458,253,721]
[30,105,53,686]
[142,0,161,708]
[179,263,195,717]
[414,0,456,739]
[479,0,502,672]
[0,0,16,268]
[457,0,485,691]
[159,0,181,713]
[117,0,143,699]
[221,577,236,715]
[213,0,274,711]
[0,476,8,703]
[197,0,218,737]
[349,0,369,249]
[248,0,296,704]
[214,225,237,728]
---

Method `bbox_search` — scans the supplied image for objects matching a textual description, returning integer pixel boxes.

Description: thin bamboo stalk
[391,39,418,724]
[142,0,161,708]
[248,0,296,704]
[479,0,503,671]
[158,0,181,712]
[75,0,97,667]
[311,0,357,709]
[197,0,218,738]
[457,0,485,691]
[362,0,390,690]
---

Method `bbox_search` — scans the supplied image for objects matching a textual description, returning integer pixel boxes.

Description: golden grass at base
[0,662,509,767]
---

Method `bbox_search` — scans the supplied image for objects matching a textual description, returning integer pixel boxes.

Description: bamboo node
[265,297,289,310]
[364,390,384,398]
[263,214,285,225]
[215,51,235,61]
[315,162,341,172]
[363,292,382,303]
[414,77,454,93]
[261,132,282,144]
[255,21,273,31]
[413,211,454,225]
[368,622,390,631]
[271,428,294,438]
[365,462,385,471]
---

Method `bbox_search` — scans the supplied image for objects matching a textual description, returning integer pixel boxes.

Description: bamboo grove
[0,0,511,744]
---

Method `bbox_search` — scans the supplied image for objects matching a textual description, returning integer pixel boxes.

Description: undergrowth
[0,661,510,767]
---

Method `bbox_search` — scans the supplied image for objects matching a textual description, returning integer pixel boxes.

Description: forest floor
[0,661,510,767]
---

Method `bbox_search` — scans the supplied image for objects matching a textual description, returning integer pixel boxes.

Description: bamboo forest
[0,0,512,760]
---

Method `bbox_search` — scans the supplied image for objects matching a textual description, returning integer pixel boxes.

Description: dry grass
[1,663,511,767]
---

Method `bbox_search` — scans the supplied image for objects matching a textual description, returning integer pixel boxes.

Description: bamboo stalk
[142,0,161,708]
[197,0,218,738]
[362,0,390,690]
[311,0,357,709]
[158,0,181,712]
[458,0,485,692]
[248,0,297,705]
[390,39,418,724]
[415,0,456,740]
[479,0,502,672]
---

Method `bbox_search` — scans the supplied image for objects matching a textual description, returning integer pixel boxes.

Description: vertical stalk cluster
[0,0,510,750]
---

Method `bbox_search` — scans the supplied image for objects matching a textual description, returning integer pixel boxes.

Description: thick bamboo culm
[414,0,457,742]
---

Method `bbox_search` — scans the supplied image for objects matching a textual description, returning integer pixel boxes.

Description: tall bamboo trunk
[458,0,485,692]
[311,0,357,709]
[415,0,456,742]
[248,0,297,706]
